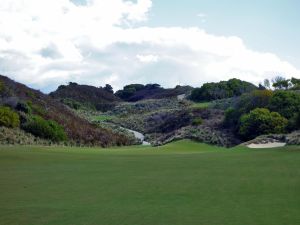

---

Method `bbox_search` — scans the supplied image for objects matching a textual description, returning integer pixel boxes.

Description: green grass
[0,140,300,225]
[190,102,212,109]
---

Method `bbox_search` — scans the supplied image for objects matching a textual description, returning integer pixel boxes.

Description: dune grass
[0,140,300,225]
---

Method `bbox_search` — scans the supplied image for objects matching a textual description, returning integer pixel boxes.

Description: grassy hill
[0,140,300,225]
[0,75,133,147]
[50,82,121,111]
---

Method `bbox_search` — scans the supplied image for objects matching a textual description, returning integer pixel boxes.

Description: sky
[0,0,299,92]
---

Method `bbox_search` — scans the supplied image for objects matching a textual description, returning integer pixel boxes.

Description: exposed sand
[247,142,286,149]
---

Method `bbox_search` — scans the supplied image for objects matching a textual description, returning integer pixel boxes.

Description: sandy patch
[247,142,286,149]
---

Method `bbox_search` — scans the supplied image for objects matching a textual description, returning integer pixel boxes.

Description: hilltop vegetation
[50,82,121,111]
[190,78,257,102]
[116,84,193,102]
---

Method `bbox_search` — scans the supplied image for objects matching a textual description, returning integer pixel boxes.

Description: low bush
[22,115,67,142]
[192,118,203,126]
[239,108,288,140]
[0,106,20,128]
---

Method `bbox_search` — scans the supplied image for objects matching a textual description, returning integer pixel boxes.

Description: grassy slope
[0,140,300,225]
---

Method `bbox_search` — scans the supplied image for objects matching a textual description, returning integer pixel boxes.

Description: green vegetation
[0,126,54,145]
[22,115,67,142]
[92,114,115,122]
[0,75,133,147]
[50,82,120,111]
[269,90,300,119]
[190,78,257,102]
[115,84,192,102]
[0,140,300,225]
[239,108,288,140]
[223,89,300,141]
[192,117,203,126]
[271,76,300,90]
[0,106,20,128]
[0,80,4,93]
[190,102,211,109]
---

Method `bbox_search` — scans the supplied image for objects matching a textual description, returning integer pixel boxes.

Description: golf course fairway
[0,140,299,225]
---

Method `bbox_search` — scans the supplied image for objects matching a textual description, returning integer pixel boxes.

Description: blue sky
[147,0,300,66]
[0,0,299,92]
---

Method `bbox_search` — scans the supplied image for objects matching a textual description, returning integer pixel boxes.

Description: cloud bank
[0,0,299,92]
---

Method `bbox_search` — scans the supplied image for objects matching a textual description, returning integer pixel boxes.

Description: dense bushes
[115,84,192,102]
[0,106,20,128]
[190,78,257,102]
[116,84,146,100]
[239,108,288,140]
[50,82,121,111]
[22,115,67,142]
[269,91,300,119]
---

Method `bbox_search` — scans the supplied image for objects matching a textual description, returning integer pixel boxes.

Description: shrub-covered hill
[0,75,133,147]
[50,82,121,111]
[116,84,193,102]
[190,78,258,102]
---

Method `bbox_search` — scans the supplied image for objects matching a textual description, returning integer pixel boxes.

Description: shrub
[62,98,82,110]
[222,90,274,129]
[287,112,300,131]
[268,90,300,119]
[22,115,67,142]
[0,106,20,128]
[239,108,288,140]
[223,107,239,128]
[192,118,203,126]
[31,104,47,116]
[190,79,257,102]
[0,80,4,93]
[238,90,273,114]
[16,101,32,114]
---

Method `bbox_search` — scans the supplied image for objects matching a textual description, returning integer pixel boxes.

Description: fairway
[0,140,300,225]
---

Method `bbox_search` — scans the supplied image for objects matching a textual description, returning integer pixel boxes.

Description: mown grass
[0,140,300,225]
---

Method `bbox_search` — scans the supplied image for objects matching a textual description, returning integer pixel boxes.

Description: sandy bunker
[248,142,286,149]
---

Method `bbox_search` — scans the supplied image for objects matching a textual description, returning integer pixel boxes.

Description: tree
[0,106,20,128]
[272,76,290,90]
[104,84,113,94]
[237,90,273,115]
[268,90,300,119]
[263,79,270,89]
[239,108,288,140]
[290,77,300,90]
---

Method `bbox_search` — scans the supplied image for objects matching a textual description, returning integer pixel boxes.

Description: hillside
[116,84,193,102]
[0,75,133,147]
[50,82,121,111]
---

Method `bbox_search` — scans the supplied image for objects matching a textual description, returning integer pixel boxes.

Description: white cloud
[0,0,299,92]
[136,54,159,63]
